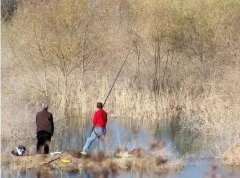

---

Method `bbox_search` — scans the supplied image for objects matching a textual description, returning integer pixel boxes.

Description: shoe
[81,151,87,155]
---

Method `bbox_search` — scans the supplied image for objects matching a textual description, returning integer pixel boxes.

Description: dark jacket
[36,110,54,135]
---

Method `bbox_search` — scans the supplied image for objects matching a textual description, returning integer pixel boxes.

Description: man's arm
[105,112,108,123]
[92,112,97,126]
[36,113,38,125]
[49,114,54,135]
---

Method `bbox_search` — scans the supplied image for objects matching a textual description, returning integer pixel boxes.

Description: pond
[1,117,240,178]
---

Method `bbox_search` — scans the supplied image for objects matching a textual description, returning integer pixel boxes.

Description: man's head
[97,102,103,109]
[42,102,48,111]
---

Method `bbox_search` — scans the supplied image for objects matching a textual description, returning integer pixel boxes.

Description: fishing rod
[88,46,133,137]
[103,46,133,107]
[56,47,132,126]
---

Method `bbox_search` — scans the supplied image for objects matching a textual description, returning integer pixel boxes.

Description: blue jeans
[82,127,106,153]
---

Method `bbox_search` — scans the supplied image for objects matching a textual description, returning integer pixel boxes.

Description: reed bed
[221,143,240,166]
[2,0,240,166]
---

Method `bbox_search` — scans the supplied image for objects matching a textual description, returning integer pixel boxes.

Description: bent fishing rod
[88,46,133,137]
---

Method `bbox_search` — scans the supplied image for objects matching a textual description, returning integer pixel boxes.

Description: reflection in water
[154,118,205,155]
[1,118,240,178]
[2,118,195,155]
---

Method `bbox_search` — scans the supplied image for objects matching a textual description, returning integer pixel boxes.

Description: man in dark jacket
[36,103,54,154]
[81,102,107,155]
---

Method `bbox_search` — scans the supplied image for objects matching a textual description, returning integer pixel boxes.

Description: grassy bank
[2,145,183,176]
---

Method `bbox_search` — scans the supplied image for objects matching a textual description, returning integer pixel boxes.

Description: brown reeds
[2,0,240,165]
[3,145,183,175]
[221,143,240,166]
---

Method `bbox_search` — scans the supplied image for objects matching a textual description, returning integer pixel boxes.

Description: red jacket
[92,109,107,128]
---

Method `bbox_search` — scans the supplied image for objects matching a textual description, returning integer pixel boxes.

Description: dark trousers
[37,131,52,154]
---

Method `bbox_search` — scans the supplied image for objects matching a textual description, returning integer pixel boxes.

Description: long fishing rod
[103,46,133,107]
[88,46,133,137]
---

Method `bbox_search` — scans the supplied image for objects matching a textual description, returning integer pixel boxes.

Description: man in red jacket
[81,102,107,155]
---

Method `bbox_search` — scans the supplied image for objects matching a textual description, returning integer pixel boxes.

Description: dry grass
[180,67,240,154]
[112,148,183,174]
[1,0,240,165]
[221,143,240,166]
[2,146,183,176]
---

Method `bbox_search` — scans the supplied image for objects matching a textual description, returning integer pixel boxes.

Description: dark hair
[97,102,103,109]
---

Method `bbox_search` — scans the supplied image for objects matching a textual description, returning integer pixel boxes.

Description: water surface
[2,118,240,178]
